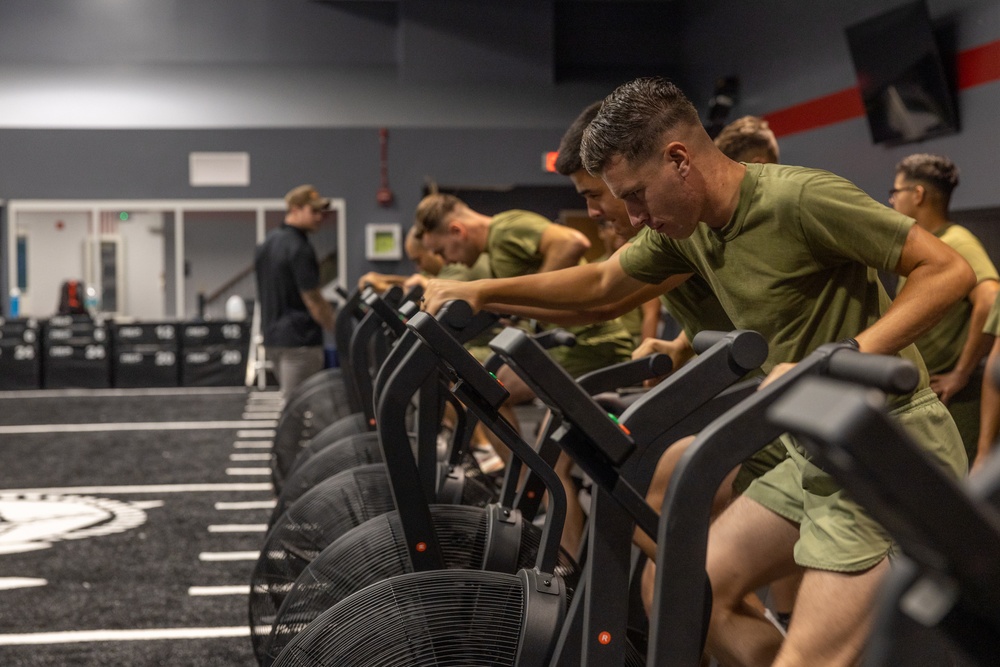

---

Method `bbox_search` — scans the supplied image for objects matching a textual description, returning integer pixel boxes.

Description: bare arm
[854,224,976,355]
[423,254,664,317]
[632,330,696,371]
[537,224,591,273]
[640,298,663,341]
[301,287,335,333]
[357,272,409,294]
[975,336,1000,473]
[931,278,1000,404]
[485,275,686,326]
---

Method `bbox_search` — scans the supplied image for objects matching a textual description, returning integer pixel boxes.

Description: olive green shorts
[731,439,789,495]
[548,328,634,379]
[742,387,967,572]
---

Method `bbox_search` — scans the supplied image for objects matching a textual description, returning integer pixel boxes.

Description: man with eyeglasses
[890,154,999,463]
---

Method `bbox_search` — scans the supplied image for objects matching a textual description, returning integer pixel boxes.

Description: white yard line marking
[229,453,270,461]
[242,412,282,420]
[225,468,270,476]
[0,577,48,591]
[0,387,247,399]
[188,586,250,596]
[215,500,275,510]
[0,483,272,495]
[234,441,271,448]
[236,429,276,438]
[0,626,251,645]
[0,421,276,435]
[207,524,267,533]
[198,551,260,562]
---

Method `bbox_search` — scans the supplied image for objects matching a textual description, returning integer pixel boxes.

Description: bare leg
[768,570,803,626]
[487,366,538,464]
[773,559,888,667]
[554,450,585,557]
[636,436,738,560]
[704,496,798,667]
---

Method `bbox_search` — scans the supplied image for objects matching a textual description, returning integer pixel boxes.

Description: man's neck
[703,158,748,229]
[915,210,949,235]
[284,217,311,232]
[464,211,492,254]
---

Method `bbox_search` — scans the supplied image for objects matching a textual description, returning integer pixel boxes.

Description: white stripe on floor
[236,429,276,438]
[229,453,270,461]
[242,412,281,420]
[188,585,250,596]
[225,468,270,476]
[0,483,272,495]
[0,577,48,591]
[207,524,267,533]
[0,387,247,400]
[0,626,250,645]
[0,420,276,435]
[215,500,275,510]
[198,551,260,562]
[234,441,271,448]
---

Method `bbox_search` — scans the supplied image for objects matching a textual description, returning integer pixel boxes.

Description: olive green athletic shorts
[742,387,967,573]
[731,439,789,495]
[548,327,634,379]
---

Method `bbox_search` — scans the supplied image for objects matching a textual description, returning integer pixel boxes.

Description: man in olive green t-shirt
[414,193,634,442]
[891,154,1000,461]
[422,78,974,667]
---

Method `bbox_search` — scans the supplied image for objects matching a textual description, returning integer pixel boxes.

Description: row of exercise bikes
[246,285,1000,666]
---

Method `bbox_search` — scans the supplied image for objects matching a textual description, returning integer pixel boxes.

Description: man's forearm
[856,227,975,355]
[952,282,1000,376]
[303,289,336,333]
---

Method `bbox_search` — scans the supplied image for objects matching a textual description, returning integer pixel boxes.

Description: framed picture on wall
[365,223,402,261]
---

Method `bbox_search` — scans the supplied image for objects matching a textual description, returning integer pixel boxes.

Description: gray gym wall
[0,0,998,313]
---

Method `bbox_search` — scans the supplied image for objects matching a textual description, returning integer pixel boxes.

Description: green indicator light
[119,211,129,221]
[607,413,620,424]
[489,372,498,380]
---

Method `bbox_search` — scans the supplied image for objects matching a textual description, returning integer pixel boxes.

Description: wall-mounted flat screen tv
[845,1,958,145]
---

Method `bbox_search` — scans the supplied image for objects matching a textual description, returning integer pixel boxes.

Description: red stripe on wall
[763,38,1000,138]
[763,87,864,138]
[957,39,1000,89]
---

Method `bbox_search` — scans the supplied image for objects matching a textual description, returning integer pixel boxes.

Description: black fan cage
[455,451,500,507]
[249,464,396,661]
[268,432,384,528]
[282,413,371,483]
[272,570,529,667]
[262,505,582,663]
[271,374,356,492]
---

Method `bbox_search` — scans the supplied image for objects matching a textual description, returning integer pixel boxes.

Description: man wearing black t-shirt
[254,184,336,392]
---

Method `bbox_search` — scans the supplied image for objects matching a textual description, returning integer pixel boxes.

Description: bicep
[538,225,589,264]
[893,224,960,277]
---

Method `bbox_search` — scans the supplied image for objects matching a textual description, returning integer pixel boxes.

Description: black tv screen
[845,1,958,145]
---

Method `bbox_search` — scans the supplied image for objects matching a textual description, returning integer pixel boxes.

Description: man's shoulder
[492,209,552,230]
[940,223,984,246]
[756,163,847,190]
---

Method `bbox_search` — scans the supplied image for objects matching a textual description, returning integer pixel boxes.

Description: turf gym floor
[0,386,280,666]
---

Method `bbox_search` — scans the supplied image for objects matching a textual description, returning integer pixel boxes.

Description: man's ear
[666,141,691,177]
[448,221,466,238]
[913,185,927,205]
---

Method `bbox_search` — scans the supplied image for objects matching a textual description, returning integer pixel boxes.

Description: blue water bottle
[9,288,20,318]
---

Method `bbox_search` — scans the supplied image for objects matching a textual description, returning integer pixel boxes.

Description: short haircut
[581,77,701,175]
[896,153,960,204]
[413,193,464,237]
[555,101,602,176]
[714,116,778,163]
